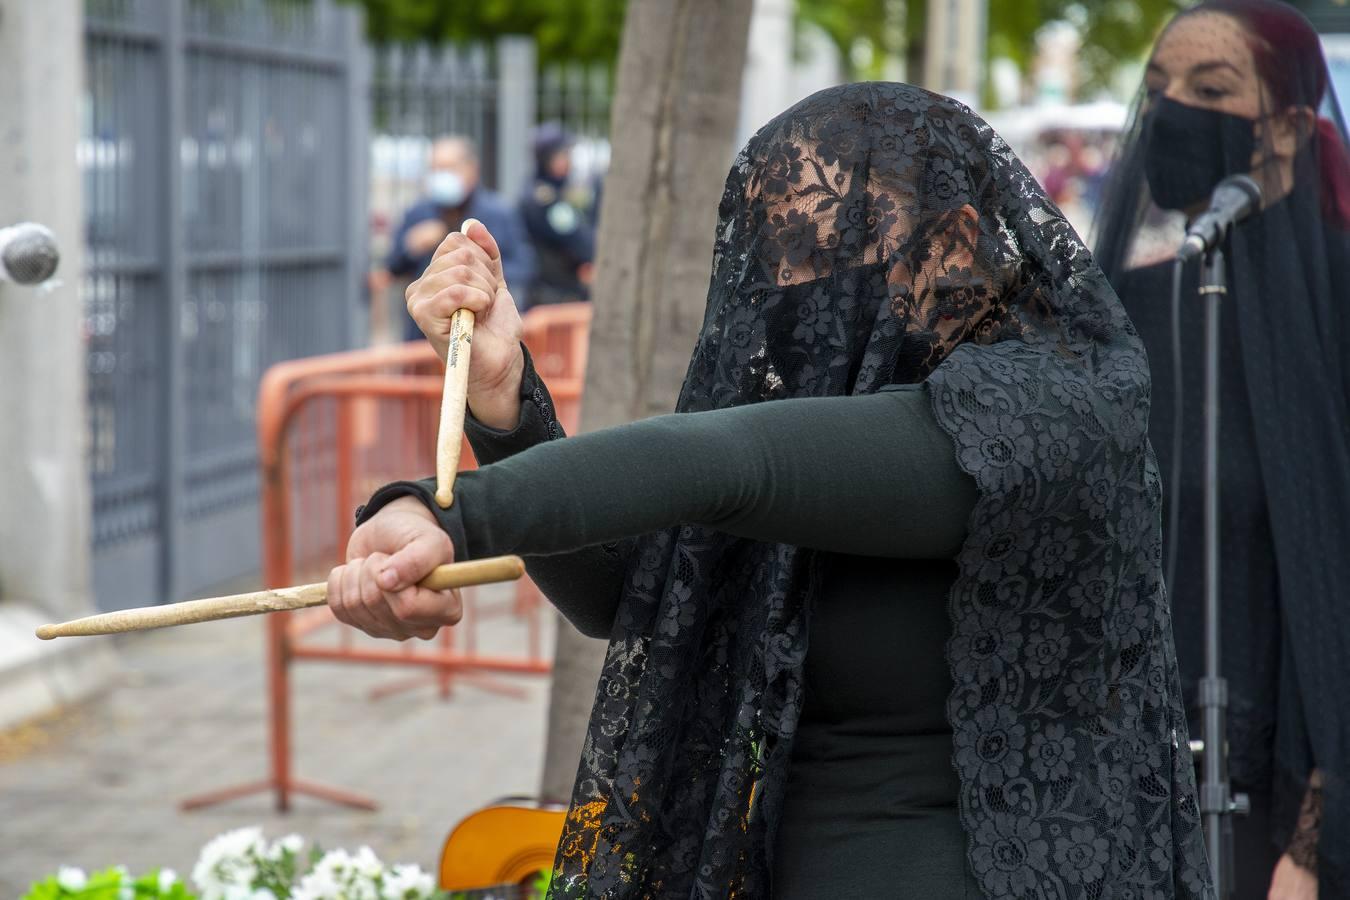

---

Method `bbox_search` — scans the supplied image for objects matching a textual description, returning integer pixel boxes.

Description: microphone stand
[1196,243,1250,898]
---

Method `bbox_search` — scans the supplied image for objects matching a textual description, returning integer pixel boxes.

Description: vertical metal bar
[495,37,535,201]
[438,625,454,699]
[160,0,187,604]
[334,395,353,560]
[242,40,261,450]
[264,456,294,812]
[344,5,368,351]
[1199,246,1231,897]
[526,584,540,662]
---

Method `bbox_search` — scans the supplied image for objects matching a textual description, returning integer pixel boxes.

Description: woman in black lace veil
[335,82,1212,898]
[1094,3,1350,896]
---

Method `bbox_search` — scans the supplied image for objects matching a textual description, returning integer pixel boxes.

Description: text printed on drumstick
[448,316,472,368]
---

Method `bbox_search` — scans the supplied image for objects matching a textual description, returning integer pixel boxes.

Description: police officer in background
[519,124,596,309]
[385,135,534,337]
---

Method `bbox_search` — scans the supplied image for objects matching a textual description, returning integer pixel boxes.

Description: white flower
[192,826,266,900]
[114,865,134,900]
[198,825,267,863]
[159,869,179,892]
[264,832,305,861]
[316,848,352,868]
[195,862,259,900]
[352,846,385,879]
[309,848,353,881]
[57,867,87,891]
[295,848,382,900]
[290,877,327,900]
[381,864,435,899]
[187,828,436,900]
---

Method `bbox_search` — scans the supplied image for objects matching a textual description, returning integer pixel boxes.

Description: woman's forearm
[449,386,975,561]
[459,346,628,637]
[362,380,977,631]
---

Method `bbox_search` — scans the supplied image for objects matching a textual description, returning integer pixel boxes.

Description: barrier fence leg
[182,612,378,812]
[438,626,454,699]
[337,398,355,654]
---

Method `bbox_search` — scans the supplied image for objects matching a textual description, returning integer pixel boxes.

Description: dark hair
[1178,0,1350,227]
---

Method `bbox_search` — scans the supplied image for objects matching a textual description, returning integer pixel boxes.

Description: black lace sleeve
[1286,772,1323,872]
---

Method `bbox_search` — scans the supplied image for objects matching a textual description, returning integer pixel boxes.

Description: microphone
[0,223,60,285]
[1176,175,1262,262]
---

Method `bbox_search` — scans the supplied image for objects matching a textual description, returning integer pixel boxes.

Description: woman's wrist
[385,494,437,521]
[1285,770,1323,872]
[467,350,526,431]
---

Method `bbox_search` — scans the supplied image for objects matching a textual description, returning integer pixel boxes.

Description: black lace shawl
[550,82,1212,899]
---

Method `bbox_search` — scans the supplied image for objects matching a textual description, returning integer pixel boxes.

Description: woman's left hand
[1269,853,1317,900]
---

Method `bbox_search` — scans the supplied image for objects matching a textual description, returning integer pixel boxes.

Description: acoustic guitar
[438,800,566,899]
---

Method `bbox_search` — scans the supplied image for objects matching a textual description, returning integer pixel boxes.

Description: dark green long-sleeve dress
[357,351,983,898]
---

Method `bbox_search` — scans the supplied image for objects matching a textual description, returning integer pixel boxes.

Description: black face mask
[1143,96,1257,211]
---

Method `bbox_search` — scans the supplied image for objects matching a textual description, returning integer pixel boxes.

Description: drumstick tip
[35,625,58,640]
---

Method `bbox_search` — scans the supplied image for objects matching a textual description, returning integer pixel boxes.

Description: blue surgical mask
[427,170,468,208]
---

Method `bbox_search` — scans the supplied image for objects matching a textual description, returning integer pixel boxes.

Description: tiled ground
[0,582,554,895]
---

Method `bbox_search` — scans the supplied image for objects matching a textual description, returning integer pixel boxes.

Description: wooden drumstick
[435,218,481,508]
[34,555,525,640]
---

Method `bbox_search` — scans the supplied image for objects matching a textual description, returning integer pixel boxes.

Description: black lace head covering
[1094,2,1350,889]
[552,82,1211,899]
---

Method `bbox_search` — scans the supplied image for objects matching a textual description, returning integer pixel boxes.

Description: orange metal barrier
[182,303,592,813]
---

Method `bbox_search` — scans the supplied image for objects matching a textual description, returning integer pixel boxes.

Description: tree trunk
[905,0,928,88]
[538,0,754,803]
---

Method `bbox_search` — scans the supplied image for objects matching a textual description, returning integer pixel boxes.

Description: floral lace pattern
[1287,771,1323,872]
[549,83,1212,899]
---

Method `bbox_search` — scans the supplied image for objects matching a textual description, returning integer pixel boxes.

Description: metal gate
[83,0,366,610]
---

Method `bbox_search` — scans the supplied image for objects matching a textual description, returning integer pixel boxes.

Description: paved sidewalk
[0,583,554,895]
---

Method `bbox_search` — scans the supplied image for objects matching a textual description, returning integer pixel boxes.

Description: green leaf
[19,876,63,900]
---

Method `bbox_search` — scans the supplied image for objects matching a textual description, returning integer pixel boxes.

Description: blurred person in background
[385,135,534,337]
[519,123,595,308]
[1094,2,1350,896]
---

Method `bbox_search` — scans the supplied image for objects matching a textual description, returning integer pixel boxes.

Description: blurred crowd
[367,115,1127,346]
[368,125,601,342]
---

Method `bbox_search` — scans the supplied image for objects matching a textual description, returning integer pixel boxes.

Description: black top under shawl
[550,82,1211,899]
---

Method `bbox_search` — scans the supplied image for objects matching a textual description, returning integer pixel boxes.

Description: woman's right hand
[1268,853,1317,900]
[406,219,525,429]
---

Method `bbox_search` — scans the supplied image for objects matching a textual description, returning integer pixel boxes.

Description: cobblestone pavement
[0,583,554,895]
